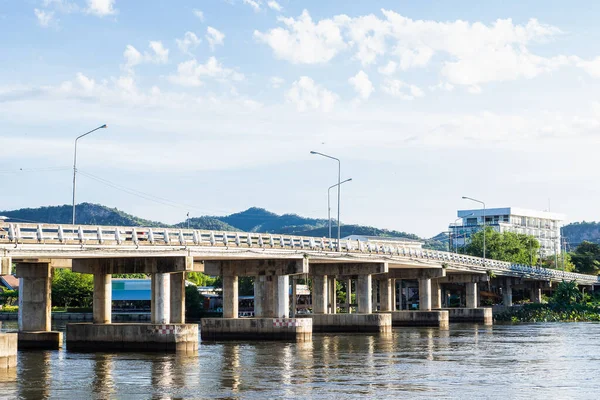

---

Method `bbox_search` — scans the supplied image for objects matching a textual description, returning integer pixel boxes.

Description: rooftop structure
[343,235,424,249]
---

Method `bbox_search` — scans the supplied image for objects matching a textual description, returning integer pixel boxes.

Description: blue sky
[2,0,600,237]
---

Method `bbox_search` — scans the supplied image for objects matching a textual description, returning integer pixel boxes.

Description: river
[0,321,597,399]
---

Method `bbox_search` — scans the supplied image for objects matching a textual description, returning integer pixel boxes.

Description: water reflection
[92,354,115,398]
[19,351,51,400]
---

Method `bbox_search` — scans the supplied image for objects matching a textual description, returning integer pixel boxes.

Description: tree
[0,290,18,306]
[541,253,576,272]
[185,285,205,319]
[465,227,540,265]
[51,269,93,308]
[551,280,583,305]
[570,241,600,275]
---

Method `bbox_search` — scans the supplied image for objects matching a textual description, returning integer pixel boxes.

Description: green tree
[570,241,600,275]
[185,284,205,319]
[187,272,217,287]
[551,280,583,305]
[541,253,576,272]
[0,290,18,306]
[51,269,93,308]
[465,227,540,265]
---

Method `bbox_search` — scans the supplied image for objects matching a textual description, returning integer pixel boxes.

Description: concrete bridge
[0,222,597,350]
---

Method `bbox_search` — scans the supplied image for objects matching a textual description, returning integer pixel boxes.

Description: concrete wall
[201,318,312,342]
[66,323,198,352]
[391,310,449,328]
[446,308,492,324]
[309,313,391,333]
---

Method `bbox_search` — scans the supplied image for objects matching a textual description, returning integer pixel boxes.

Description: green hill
[562,222,600,247]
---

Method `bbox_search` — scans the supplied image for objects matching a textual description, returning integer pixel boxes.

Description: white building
[449,207,564,257]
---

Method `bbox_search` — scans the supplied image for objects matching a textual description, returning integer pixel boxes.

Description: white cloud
[378,61,397,76]
[254,10,347,64]
[34,9,54,27]
[429,82,454,92]
[122,42,169,73]
[348,71,374,100]
[86,0,116,16]
[339,14,387,65]
[42,0,79,13]
[193,9,204,22]
[169,57,244,87]
[576,56,600,78]
[176,32,201,55]
[381,79,424,100]
[206,27,225,50]
[285,76,338,112]
[243,0,261,12]
[270,76,284,88]
[267,1,282,11]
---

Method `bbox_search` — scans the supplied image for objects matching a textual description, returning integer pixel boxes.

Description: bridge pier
[201,259,311,341]
[67,257,199,352]
[436,274,492,324]
[387,269,449,328]
[16,262,62,349]
[503,278,513,307]
[530,281,543,303]
[307,263,391,333]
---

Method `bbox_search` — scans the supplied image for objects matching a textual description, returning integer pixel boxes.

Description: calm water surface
[0,321,598,399]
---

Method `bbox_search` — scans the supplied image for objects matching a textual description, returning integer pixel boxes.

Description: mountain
[0,203,165,227]
[1,203,441,248]
[562,222,600,248]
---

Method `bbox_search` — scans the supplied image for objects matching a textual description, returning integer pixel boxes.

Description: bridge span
[0,222,597,350]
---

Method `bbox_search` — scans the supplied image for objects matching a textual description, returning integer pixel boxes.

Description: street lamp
[328,178,352,239]
[453,212,474,253]
[310,151,342,250]
[462,196,486,261]
[72,124,108,224]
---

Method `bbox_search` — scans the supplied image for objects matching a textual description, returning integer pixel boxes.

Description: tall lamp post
[462,196,486,261]
[310,151,341,250]
[328,178,352,239]
[72,124,107,224]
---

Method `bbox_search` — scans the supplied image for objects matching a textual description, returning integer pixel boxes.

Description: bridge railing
[1,222,597,284]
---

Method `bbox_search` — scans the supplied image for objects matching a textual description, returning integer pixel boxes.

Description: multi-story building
[449,207,564,257]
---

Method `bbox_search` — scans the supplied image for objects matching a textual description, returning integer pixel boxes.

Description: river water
[0,321,597,399]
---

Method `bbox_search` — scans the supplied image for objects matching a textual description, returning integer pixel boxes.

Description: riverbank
[495,303,600,322]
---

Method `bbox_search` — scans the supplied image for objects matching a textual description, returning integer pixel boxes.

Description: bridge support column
[391,279,396,311]
[379,278,392,312]
[346,278,352,313]
[223,275,239,319]
[328,277,337,314]
[170,272,185,323]
[397,279,403,310]
[466,282,478,309]
[530,282,542,303]
[503,279,513,307]
[432,280,442,309]
[16,262,62,349]
[152,273,170,324]
[291,277,297,317]
[419,278,432,311]
[93,273,112,324]
[275,275,289,318]
[357,274,372,314]
[312,276,328,314]
[372,279,378,312]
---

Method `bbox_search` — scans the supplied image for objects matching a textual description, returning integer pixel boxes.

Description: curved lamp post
[72,124,107,224]
[462,196,486,261]
[328,178,352,239]
[311,151,341,250]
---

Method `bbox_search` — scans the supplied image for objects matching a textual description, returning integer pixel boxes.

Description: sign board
[296,284,310,295]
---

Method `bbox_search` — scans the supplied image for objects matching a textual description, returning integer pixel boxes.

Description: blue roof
[112,279,151,301]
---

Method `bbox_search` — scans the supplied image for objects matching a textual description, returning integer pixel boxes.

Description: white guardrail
[0,223,598,284]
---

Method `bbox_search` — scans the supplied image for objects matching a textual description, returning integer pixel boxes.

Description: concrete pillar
[530,282,542,303]
[372,279,378,311]
[466,282,478,309]
[346,278,352,313]
[357,274,372,314]
[170,272,185,323]
[254,276,265,317]
[328,277,337,314]
[379,278,392,311]
[274,275,289,318]
[223,275,239,319]
[254,276,274,317]
[431,279,442,309]
[16,263,51,332]
[397,279,403,310]
[93,274,112,324]
[312,276,328,314]
[291,277,297,317]
[391,279,396,311]
[418,278,432,311]
[503,279,513,307]
[152,273,170,324]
